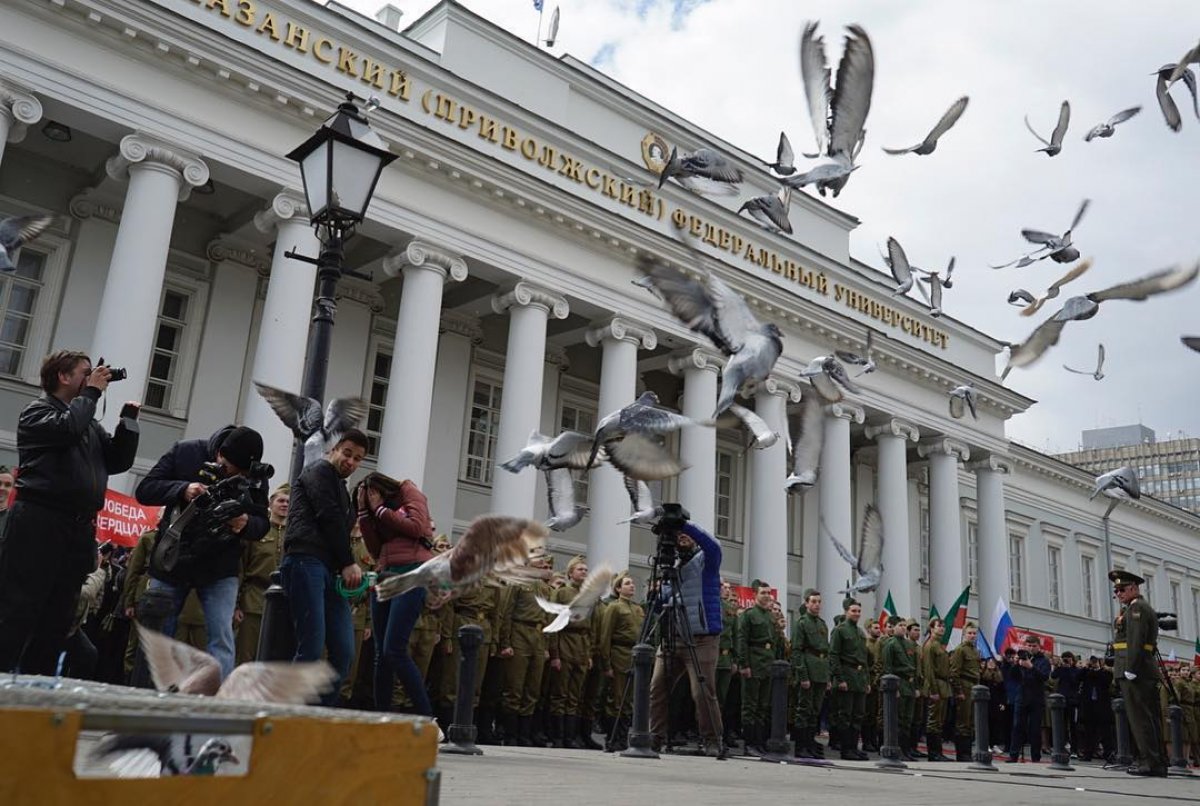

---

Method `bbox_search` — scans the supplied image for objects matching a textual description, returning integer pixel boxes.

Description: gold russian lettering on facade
[256,12,280,40]
[336,47,359,77]
[284,22,310,53]
[234,0,255,26]
[559,155,585,183]
[206,0,231,17]
[584,167,601,188]
[388,70,411,101]
[458,106,477,130]
[361,58,387,89]
[501,127,519,150]
[519,137,537,160]
[478,115,499,143]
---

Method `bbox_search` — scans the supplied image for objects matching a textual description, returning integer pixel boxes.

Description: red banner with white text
[95,489,162,548]
[1003,626,1056,656]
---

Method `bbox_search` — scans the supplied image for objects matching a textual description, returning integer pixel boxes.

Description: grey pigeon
[1025,100,1070,156]
[720,402,779,451]
[543,5,560,47]
[636,257,784,419]
[500,429,597,474]
[992,199,1089,269]
[617,477,660,524]
[882,96,969,155]
[1083,106,1141,141]
[915,256,954,317]
[799,21,874,197]
[737,186,793,234]
[1155,63,1199,132]
[784,388,824,493]
[253,381,367,469]
[883,236,916,296]
[586,391,705,480]
[1001,316,1070,380]
[948,383,977,420]
[631,273,665,301]
[1018,258,1093,318]
[537,564,614,633]
[0,215,55,272]
[1089,466,1140,501]
[544,467,587,532]
[781,160,858,191]
[1183,336,1200,353]
[1064,343,1105,380]
[823,503,884,595]
[835,329,876,376]
[766,131,796,175]
[1167,41,1200,85]
[92,734,239,777]
[800,356,861,403]
[1008,289,1036,307]
[657,146,743,196]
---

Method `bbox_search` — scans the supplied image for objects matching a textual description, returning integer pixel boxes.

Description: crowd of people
[0,350,1195,775]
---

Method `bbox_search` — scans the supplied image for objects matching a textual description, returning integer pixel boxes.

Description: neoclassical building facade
[1,0,1198,658]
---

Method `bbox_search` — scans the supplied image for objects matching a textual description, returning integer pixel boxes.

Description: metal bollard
[256,571,295,662]
[761,660,795,763]
[621,643,659,759]
[875,674,906,769]
[1168,704,1192,774]
[1112,697,1133,768]
[969,684,996,771]
[443,624,484,756]
[1048,693,1074,771]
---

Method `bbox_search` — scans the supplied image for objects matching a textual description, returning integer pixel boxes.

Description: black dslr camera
[651,503,690,568]
[1016,649,1031,661]
[95,356,127,382]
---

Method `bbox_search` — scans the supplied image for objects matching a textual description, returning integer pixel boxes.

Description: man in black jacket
[0,350,139,674]
[280,429,367,706]
[1006,634,1051,763]
[136,425,269,679]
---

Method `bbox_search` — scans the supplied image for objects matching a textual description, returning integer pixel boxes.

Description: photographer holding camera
[136,425,270,679]
[1006,634,1050,763]
[0,350,139,675]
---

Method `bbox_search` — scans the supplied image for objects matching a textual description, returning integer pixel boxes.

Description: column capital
[585,315,657,350]
[105,133,209,201]
[968,455,1012,474]
[492,281,569,320]
[381,238,469,282]
[918,437,971,462]
[254,189,310,234]
[545,344,571,372]
[336,276,385,313]
[0,81,43,143]
[68,187,123,224]
[205,236,270,272]
[825,401,865,423]
[667,347,725,377]
[439,311,483,344]
[760,375,803,402]
[865,418,920,443]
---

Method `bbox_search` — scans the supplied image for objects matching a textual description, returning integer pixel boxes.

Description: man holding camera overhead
[1109,568,1167,777]
[0,350,140,675]
[137,425,271,679]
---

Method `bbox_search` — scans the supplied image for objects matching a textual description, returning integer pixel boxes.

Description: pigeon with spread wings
[0,214,56,272]
[1155,62,1198,132]
[1090,466,1140,502]
[738,186,793,234]
[544,467,587,532]
[656,146,744,196]
[766,130,796,176]
[500,429,598,474]
[252,381,367,470]
[1083,106,1141,141]
[784,387,824,493]
[823,503,884,595]
[992,199,1089,270]
[948,383,978,420]
[1018,258,1093,318]
[882,96,969,155]
[1064,344,1105,381]
[1025,100,1070,156]
[799,355,862,403]
[537,564,615,633]
[585,391,706,481]
[835,329,877,376]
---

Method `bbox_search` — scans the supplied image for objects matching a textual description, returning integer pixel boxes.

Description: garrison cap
[566,555,587,574]
[886,614,904,627]
[1108,569,1145,586]
[270,482,291,500]
[803,588,820,601]
[613,570,630,595]
[843,597,860,611]
[904,618,919,629]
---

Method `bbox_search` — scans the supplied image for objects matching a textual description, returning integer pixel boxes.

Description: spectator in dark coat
[1078,655,1115,761]
[1051,652,1083,755]
[1007,635,1051,762]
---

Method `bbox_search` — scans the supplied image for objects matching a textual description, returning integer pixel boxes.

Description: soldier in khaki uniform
[234,483,287,666]
[498,549,553,746]
[882,615,917,760]
[549,556,592,748]
[406,536,452,709]
[599,571,645,750]
[907,619,926,757]
[121,530,156,680]
[1110,569,1166,776]
[576,594,608,750]
[949,621,981,760]
[829,598,870,760]
[863,617,883,752]
[716,580,740,745]
[791,588,830,759]
[921,617,951,761]
[737,581,779,755]
[442,576,500,736]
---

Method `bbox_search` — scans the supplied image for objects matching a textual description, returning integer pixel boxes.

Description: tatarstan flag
[1194,637,1200,666]
[877,590,897,632]
[942,585,971,649]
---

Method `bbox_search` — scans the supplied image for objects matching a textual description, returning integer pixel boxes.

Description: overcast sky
[331,0,1200,454]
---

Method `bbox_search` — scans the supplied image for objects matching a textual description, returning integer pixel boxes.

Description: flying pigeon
[631,273,665,301]
[1064,344,1106,381]
[948,383,978,420]
[1018,258,1093,317]
[656,146,744,196]
[617,477,660,524]
[882,237,924,298]
[252,381,367,469]
[784,388,824,493]
[766,131,796,175]
[1154,63,1199,132]
[915,257,954,317]
[1007,289,1036,308]
[1000,315,1069,381]
[835,329,877,376]
[1050,260,1200,324]
[799,21,874,197]
[92,734,239,777]
[374,515,550,600]
[781,160,858,191]
[537,564,615,633]
[882,95,969,155]
[544,467,587,532]
[1025,100,1070,156]
[0,214,55,272]
[991,199,1089,269]
[1089,466,1140,501]
[586,391,705,481]
[737,186,793,234]
[500,429,598,474]
[1083,106,1141,141]
[636,256,784,419]
[799,356,861,403]
[721,402,779,451]
[1183,336,1200,353]
[1167,40,1200,85]
[823,503,883,595]
[543,5,560,48]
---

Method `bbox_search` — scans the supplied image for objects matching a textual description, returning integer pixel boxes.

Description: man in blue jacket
[648,519,725,755]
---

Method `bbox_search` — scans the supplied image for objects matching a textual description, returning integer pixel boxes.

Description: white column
[817,402,865,599]
[918,437,971,616]
[424,313,481,535]
[585,316,657,570]
[242,190,321,475]
[865,419,920,618]
[376,241,468,486]
[668,348,723,534]
[749,377,801,614]
[971,456,1012,627]
[92,134,208,431]
[56,192,121,349]
[325,278,380,407]
[489,282,569,518]
[0,83,42,171]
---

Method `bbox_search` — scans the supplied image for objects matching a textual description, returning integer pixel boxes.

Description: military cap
[270,482,291,500]
[842,596,859,611]
[963,621,978,630]
[750,578,766,590]
[566,555,587,574]
[1108,569,1145,586]
[613,570,630,595]
[886,614,904,627]
[904,618,919,629]
[803,588,820,601]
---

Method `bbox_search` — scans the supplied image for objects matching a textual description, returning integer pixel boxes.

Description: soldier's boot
[862,725,879,753]
[475,708,498,745]
[549,714,565,748]
[516,714,534,747]
[563,715,586,750]
[500,711,519,746]
[578,716,603,751]
[926,732,945,761]
[828,724,840,751]
[531,709,550,747]
[909,726,926,758]
[955,736,971,762]
[850,728,869,760]
[899,732,917,761]
[744,723,764,756]
[840,727,860,760]
[791,725,813,758]
[807,727,826,759]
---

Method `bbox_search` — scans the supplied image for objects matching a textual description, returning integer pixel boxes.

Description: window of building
[560,400,596,504]
[1081,554,1095,619]
[1193,589,1200,639]
[1171,581,1182,622]
[364,347,391,457]
[715,447,742,542]
[1143,572,1155,607]
[1008,533,1025,603]
[0,249,45,378]
[1047,545,1062,611]
[966,522,978,589]
[144,287,196,414]
[461,374,502,485]
[919,505,930,583]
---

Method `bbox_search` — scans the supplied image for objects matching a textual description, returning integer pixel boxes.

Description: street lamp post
[284,93,396,482]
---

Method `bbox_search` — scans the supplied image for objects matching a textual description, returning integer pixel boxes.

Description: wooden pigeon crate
[0,678,440,805]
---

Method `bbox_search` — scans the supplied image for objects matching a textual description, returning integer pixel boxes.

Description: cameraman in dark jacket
[1006,634,1051,763]
[136,425,269,679]
[0,350,139,674]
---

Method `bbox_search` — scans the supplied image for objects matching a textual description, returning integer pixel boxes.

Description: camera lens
[108,367,127,381]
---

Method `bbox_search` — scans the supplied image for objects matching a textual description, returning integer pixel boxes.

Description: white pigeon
[544,466,587,532]
[1083,106,1141,141]
[617,477,660,524]
[883,237,916,297]
[766,130,796,175]
[252,381,367,469]
[799,356,862,403]
[720,402,779,451]
[1090,466,1140,501]
[948,383,978,420]
[537,564,615,633]
[882,96,969,155]
[835,329,877,376]
[1063,344,1105,381]
[784,388,824,493]
[1025,100,1071,156]
[0,214,55,272]
[1018,259,1093,318]
[500,429,598,474]
[823,504,884,595]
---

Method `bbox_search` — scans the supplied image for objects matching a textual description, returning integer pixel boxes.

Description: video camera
[177,460,274,541]
[650,503,689,569]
